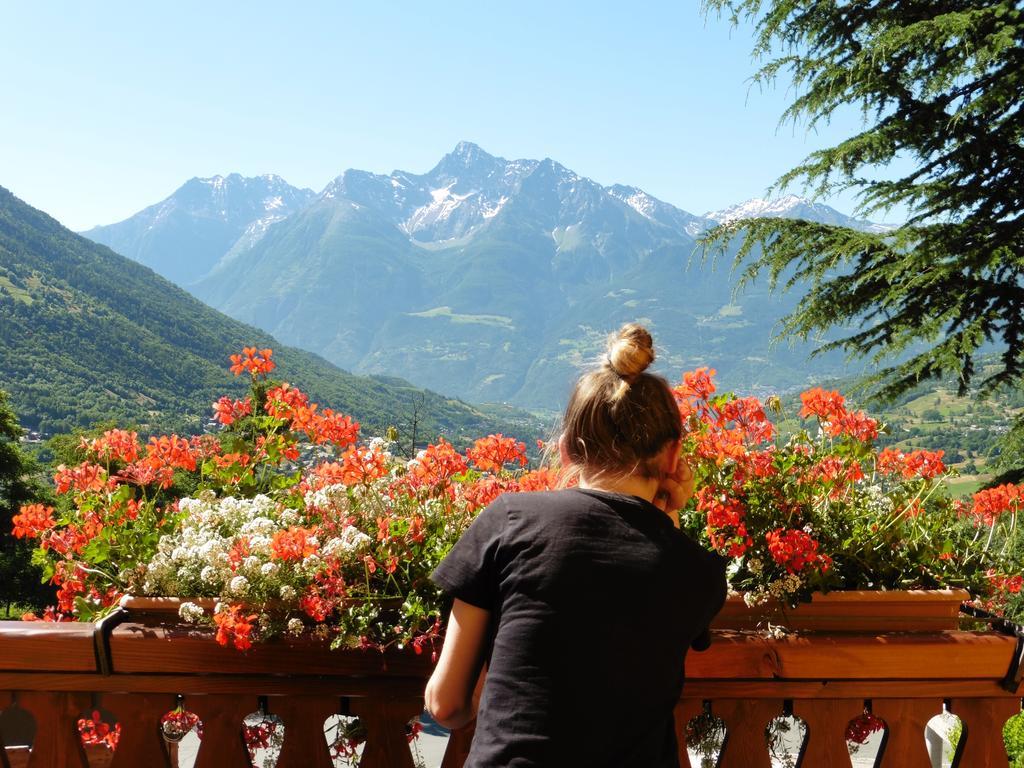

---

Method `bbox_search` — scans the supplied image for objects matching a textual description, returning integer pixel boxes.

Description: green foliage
[0,603,37,619]
[700,1,1024,413]
[991,420,1024,484]
[1006,711,1024,767]
[0,389,52,610]
[0,185,542,446]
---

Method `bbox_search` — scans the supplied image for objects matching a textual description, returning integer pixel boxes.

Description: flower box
[678,369,1022,622]
[119,595,220,619]
[711,588,970,632]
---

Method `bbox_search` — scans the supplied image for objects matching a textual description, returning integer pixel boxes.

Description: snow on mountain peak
[403,183,490,237]
[430,184,456,203]
[704,195,813,223]
[481,196,508,219]
[315,145,534,242]
[703,194,891,232]
[607,185,658,220]
[235,144,888,250]
[200,175,227,191]
[604,183,706,235]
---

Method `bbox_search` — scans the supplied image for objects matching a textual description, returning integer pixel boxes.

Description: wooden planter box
[711,588,971,632]
[124,589,973,636]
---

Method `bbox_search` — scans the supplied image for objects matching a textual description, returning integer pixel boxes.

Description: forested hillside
[0,186,543,445]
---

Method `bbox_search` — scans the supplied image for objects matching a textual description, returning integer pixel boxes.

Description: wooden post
[18,691,90,768]
[793,698,861,766]
[871,698,940,768]
[714,698,781,768]
[350,695,422,768]
[440,721,475,768]
[187,695,253,768]
[104,693,173,768]
[949,697,1020,768]
[271,695,337,768]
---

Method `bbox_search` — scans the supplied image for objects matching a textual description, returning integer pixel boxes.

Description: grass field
[945,474,994,498]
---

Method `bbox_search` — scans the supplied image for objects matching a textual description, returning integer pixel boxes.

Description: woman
[425,324,727,767]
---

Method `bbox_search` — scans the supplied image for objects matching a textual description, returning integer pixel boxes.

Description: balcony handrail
[0,619,1021,767]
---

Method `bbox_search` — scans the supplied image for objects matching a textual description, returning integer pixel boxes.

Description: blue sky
[1,1,880,231]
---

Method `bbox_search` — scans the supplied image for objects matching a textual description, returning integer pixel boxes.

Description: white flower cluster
[743,591,770,607]
[367,436,394,459]
[768,573,803,600]
[859,483,896,515]
[178,601,206,623]
[143,494,286,597]
[743,572,804,606]
[322,525,372,557]
[141,489,374,604]
[304,484,350,514]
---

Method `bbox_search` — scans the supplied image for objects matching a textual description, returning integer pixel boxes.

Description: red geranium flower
[11,503,56,539]
[212,396,252,426]
[466,434,528,473]
[213,605,258,651]
[80,428,140,464]
[229,347,275,377]
[799,387,846,421]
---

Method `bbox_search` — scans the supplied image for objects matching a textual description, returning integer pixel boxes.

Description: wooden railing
[0,617,1021,767]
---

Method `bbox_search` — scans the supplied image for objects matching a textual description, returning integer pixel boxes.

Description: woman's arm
[424,598,491,730]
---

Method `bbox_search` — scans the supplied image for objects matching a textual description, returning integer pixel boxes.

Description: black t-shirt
[431,488,728,768]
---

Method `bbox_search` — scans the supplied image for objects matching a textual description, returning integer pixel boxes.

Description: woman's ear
[663,438,682,475]
[558,432,571,468]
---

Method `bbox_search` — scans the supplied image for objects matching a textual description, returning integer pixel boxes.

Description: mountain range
[84,174,315,286]
[84,142,883,410]
[0,185,541,445]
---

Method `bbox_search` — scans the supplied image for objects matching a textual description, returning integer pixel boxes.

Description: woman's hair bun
[605,323,655,380]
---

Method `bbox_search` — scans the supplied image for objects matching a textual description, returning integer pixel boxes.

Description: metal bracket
[92,607,128,676]
[960,602,1024,693]
[1006,631,1024,694]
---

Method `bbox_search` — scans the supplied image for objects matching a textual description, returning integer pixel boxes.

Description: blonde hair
[560,323,681,482]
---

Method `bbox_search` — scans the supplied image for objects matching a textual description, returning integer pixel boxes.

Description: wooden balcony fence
[0,612,1021,768]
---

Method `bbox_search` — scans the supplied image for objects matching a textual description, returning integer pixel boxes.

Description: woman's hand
[652,457,696,527]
